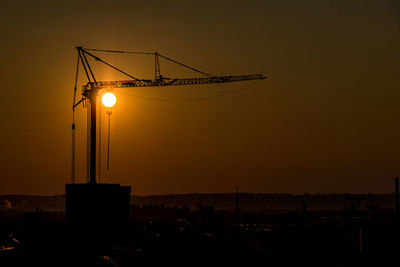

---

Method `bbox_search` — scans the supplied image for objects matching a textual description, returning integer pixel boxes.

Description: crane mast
[73,47,266,184]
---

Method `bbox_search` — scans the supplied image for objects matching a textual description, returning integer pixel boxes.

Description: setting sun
[102,92,116,107]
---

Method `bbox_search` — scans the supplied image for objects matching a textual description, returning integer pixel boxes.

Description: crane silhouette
[72,46,266,184]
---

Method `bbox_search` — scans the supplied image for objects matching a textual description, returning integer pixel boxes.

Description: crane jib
[82,74,266,92]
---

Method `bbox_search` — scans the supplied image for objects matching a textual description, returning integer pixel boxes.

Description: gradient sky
[0,0,399,195]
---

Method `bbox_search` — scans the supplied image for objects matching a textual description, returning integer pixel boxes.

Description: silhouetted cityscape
[2,184,400,266]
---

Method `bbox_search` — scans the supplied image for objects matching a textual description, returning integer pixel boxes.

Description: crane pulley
[71,46,267,185]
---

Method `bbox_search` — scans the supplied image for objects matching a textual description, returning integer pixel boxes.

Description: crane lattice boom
[82,74,265,96]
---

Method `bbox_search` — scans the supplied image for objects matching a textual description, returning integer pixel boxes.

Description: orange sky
[0,0,399,195]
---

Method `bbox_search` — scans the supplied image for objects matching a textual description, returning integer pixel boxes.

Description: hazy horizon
[1,189,398,197]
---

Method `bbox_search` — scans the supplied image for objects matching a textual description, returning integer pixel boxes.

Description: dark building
[65,183,131,262]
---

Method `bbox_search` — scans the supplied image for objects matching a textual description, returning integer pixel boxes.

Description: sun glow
[102,92,116,107]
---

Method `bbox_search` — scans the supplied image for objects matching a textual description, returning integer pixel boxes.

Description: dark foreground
[1,201,400,266]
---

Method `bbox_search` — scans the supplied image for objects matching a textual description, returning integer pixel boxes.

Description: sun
[102,92,116,107]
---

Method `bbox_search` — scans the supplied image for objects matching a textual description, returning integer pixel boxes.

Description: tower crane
[72,47,266,185]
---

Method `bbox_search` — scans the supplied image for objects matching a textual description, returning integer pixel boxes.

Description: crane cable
[157,53,213,77]
[71,53,80,184]
[83,48,154,55]
[98,104,101,183]
[117,80,262,102]
[82,49,141,81]
[106,111,112,170]
[82,47,214,78]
